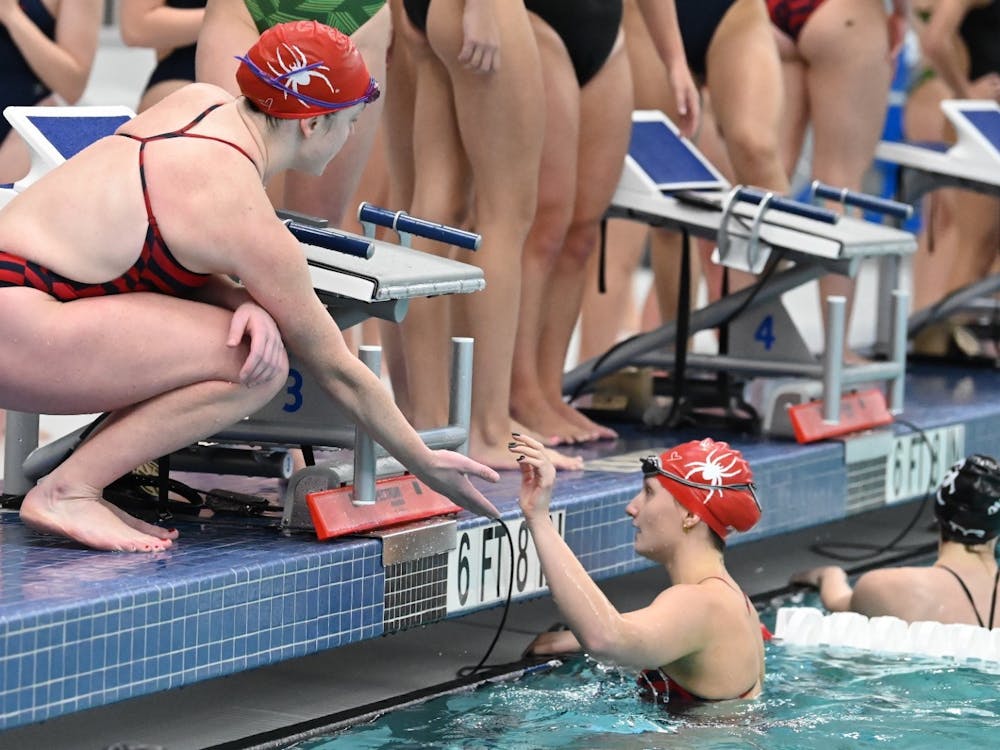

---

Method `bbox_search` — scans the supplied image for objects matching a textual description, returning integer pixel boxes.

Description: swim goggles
[640,455,761,511]
[235,55,381,111]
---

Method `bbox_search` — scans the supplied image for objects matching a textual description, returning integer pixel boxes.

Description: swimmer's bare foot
[20,479,177,552]
[552,400,618,441]
[470,428,584,472]
[511,395,596,446]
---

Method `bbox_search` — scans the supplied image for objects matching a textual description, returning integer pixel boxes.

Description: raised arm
[120,0,206,50]
[510,435,709,669]
[0,0,102,103]
[185,178,501,518]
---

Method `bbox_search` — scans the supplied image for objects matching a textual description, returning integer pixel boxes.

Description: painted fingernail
[507,442,517,449]
[511,432,521,437]
[517,455,525,462]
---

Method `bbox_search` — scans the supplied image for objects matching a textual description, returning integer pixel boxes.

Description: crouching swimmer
[512,435,767,707]
[792,454,1000,628]
[0,21,500,553]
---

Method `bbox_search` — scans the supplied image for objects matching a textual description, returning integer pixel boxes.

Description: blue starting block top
[626,110,727,192]
[943,100,1000,161]
[3,105,136,190]
[21,114,131,159]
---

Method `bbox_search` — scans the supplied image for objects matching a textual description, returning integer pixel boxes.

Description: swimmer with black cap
[512,435,767,706]
[792,454,1000,627]
[0,21,498,553]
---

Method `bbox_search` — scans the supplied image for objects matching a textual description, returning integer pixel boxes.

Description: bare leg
[578,0,681,359]
[425,0,580,470]
[800,0,892,360]
[705,0,788,194]
[534,39,633,441]
[577,220,648,361]
[510,18,583,445]
[194,0,256,94]
[0,290,288,551]
[379,4,420,418]
[397,44,470,429]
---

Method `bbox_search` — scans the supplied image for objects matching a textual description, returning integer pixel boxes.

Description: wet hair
[935,454,1000,545]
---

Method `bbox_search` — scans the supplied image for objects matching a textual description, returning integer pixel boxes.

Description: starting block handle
[736,186,838,225]
[810,181,913,220]
[357,202,482,250]
[284,220,374,259]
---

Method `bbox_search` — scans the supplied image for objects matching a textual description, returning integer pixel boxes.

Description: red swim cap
[642,439,761,539]
[236,20,380,119]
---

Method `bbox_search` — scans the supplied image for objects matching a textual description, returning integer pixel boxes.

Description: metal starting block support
[568,109,917,437]
[276,336,474,533]
[873,99,1000,350]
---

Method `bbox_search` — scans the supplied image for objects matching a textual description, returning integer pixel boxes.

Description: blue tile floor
[1,362,998,732]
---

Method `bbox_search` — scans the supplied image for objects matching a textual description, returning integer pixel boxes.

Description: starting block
[875,100,1000,347]
[566,110,916,435]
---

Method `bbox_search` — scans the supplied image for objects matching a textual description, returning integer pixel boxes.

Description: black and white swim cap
[935,454,1000,544]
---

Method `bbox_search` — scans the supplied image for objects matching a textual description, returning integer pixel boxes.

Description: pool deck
[2,21,998,750]
[0,361,997,749]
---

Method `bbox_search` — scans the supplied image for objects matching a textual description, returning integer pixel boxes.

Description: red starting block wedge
[307,474,462,540]
[787,388,894,444]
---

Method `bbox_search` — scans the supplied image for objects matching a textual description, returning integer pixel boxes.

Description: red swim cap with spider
[236,20,380,119]
[644,439,761,538]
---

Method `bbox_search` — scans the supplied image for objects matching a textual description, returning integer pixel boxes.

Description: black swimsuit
[524,0,623,87]
[401,0,623,87]
[674,0,738,79]
[141,0,207,95]
[938,565,1000,629]
[959,0,1000,81]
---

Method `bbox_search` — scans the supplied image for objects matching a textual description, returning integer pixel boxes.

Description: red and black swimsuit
[637,576,771,706]
[0,104,255,301]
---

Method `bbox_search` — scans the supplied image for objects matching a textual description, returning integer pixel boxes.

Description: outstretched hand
[419,450,501,519]
[509,434,556,520]
[227,301,286,388]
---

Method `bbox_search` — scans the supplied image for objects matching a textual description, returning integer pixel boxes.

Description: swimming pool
[276,593,1000,750]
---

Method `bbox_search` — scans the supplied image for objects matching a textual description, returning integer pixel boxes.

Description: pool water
[286,596,1000,749]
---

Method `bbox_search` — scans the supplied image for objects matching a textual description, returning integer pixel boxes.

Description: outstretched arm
[0,0,102,103]
[510,435,708,669]
[194,189,501,519]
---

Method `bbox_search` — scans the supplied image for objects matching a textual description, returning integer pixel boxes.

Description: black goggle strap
[640,456,761,512]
